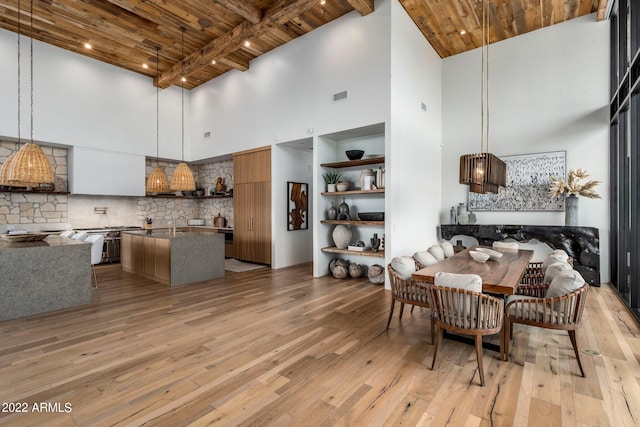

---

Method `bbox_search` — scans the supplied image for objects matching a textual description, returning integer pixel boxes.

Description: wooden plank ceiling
[0,0,608,90]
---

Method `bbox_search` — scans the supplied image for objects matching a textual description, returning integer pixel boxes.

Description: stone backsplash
[0,192,68,225]
[139,159,234,227]
[2,151,235,228]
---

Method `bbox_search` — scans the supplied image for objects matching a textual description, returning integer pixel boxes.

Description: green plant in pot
[323,171,342,192]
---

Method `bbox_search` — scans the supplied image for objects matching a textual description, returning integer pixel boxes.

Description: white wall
[273,141,313,268]
[388,0,443,258]
[189,0,392,160]
[0,27,187,161]
[441,14,611,281]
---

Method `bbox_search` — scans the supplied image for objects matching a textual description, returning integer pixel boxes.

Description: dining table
[411,245,534,295]
[411,245,534,357]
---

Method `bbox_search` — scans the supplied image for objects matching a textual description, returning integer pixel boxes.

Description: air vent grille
[333,90,348,102]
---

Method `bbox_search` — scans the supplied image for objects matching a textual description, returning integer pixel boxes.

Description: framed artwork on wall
[468,150,566,211]
[287,181,308,230]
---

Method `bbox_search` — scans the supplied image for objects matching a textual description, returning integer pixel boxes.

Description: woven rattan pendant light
[1,0,47,188]
[459,0,506,195]
[169,28,196,192]
[6,0,54,187]
[146,47,169,193]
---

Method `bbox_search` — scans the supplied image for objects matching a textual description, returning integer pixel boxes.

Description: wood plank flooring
[0,263,639,426]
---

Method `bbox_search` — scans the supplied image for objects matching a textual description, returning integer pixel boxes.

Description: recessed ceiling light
[181,76,186,82]
[211,59,216,65]
[244,40,250,47]
[460,30,466,35]
[84,43,92,49]
[320,0,326,4]
[142,63,149,69]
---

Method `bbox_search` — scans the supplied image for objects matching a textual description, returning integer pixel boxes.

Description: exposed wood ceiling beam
[215,0,262,23]
[596,0,611,21]
[217,56,250,71]
[156,0,323,88]
[344,0,374,16]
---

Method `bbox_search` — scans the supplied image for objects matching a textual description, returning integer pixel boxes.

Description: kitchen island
[121,230,224,286]
[0,236,91,321]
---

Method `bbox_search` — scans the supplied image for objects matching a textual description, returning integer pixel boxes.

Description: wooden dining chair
[386,264,434,343]
[504,282,589,377]
[428,284,504,386]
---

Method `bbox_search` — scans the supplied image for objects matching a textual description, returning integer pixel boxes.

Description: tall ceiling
[0,0,609,90]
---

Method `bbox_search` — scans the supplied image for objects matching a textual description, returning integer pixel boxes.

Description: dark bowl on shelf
[358,212,384,221]
[346,150,365,160]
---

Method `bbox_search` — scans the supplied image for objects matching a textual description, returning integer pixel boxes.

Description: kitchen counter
[140,226,233,232]
[121,230,224,286]
[0,236,91,321]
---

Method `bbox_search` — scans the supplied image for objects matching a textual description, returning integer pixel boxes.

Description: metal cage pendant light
[459,0,506,195]
[146,47,169,193]
[5,0,54,187]
[170,28,196,192]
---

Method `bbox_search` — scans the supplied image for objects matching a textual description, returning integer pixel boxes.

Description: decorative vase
[337,197,351,220]
[327,202,337,220]
[327,183,336,192]
[332,225,352,249]
[468,211,477,224]
[370,233,380,252]
[565,194,579,226]
[457,202,467,217]
[359,169,376,190]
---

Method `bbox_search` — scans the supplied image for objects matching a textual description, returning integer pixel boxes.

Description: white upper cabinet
[69,147,145,196]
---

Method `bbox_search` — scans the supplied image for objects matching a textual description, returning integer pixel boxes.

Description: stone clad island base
[0,237,91,322]
[121,230,225,286]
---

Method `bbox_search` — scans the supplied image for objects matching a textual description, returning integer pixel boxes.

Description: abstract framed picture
[287,181,308,230]
[468,150,566,211]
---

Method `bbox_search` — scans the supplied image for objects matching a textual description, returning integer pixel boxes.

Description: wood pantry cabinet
[233,146,271,265]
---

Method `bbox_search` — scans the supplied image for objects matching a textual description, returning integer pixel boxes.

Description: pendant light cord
[181,28,185,163]
[30,0,34,144]
[156,47,160,165]
[17,0,21,146]
[480,0,490,155]
[485,0,490,156]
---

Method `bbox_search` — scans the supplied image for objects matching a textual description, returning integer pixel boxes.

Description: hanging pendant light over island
[146,47,169,193]
[169,27,195,192]
[1,0,54,188]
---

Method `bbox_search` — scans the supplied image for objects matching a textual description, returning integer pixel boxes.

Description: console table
[440,224,600,286]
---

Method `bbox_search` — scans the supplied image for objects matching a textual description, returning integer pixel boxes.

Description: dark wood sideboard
[440,224,600,286]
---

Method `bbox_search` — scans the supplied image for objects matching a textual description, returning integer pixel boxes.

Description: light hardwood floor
[0,263,639,426]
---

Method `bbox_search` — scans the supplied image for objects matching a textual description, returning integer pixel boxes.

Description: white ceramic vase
[327,183,336,192]
[332,225,352,249]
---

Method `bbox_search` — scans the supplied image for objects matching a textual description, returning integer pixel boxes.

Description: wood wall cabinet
[233,146,271,265]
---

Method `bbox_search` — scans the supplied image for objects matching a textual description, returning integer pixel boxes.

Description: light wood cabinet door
[233,146,271,184]
[233,146,271,265]
[234,182,271,264]
[252,181,271,264]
